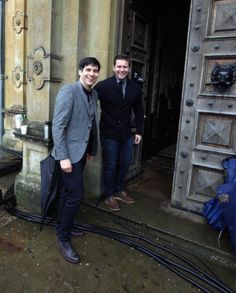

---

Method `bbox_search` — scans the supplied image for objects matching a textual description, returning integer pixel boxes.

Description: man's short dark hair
[79,57,101,71]
[114,54,131,67]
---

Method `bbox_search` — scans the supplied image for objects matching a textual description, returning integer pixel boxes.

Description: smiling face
[79,64,100,90]
[113,59,130,80]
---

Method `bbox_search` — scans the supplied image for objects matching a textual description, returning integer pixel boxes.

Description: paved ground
[0,148,235,292]
[0,205,235,293]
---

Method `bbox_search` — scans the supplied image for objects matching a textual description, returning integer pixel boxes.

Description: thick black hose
[5,205,234,293]
[2,185,232,292]
[76,223,234,293]
[0,145,22,159]
[73,224,233,293]
[117,220,220,280]
[77,225,213,293]
[4,205,234,293]
[4,206,211,293]
[3,180,234,293]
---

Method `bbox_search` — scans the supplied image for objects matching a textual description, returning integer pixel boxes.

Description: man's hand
[87,154,94,161]
[60,159,72,173]
[134,134,142,144]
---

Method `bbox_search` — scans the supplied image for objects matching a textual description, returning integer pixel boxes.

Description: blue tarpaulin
[203,156,236,255]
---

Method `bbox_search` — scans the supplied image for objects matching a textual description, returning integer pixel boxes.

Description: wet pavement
[0,149,236,292]
[0,203,235,293]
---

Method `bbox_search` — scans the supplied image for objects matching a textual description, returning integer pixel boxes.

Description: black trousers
[56,155,86,241]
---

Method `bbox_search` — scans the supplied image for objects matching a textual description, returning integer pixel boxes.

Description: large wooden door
[172,0,236,212]
[121,1,151,179]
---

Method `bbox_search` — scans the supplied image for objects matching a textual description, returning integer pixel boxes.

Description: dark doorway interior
[129,0,191,197]
[140,1,190,158]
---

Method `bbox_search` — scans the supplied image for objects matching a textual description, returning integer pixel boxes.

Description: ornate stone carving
[27,46,62,90]
[13,11,26,34]
[32,61,43,75]
[12,66,25,88]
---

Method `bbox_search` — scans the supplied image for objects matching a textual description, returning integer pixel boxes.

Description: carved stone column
[3,0,27,149]
[14,0,64,213]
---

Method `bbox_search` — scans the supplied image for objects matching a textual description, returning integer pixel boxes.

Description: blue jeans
[56,156,86,242]
[100,137,133,198]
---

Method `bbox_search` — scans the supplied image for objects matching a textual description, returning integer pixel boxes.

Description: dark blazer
[94,75,144,141]
[51,81,98,163]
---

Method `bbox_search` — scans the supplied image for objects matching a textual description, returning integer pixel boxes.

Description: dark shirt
[81,84,91,103]
[81,83,95,153]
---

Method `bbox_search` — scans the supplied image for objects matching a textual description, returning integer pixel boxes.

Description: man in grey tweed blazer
[51,57,100,264]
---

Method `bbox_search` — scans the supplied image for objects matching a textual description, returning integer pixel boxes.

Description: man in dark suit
[95,54,144,211]
[51,57,100,264]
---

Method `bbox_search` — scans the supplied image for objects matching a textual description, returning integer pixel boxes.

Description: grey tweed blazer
[51,81,98,163]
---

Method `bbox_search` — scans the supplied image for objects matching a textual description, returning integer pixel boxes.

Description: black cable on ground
[2,206,212,293]
[91,199,225,283]
[74,223,234,293]
[4,204,234,293]
[110,221,227,288]
[0,145,23,159]
[0,148,232,288]
[116,220,221,282]
[2,183,235,293]
[75,225,213,293]
[74,205,230,291]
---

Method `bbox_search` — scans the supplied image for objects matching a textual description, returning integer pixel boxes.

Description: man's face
[113,59,130,80]
[79,64,99,89]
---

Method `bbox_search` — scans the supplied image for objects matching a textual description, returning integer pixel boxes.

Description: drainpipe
[0,0,5,144]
